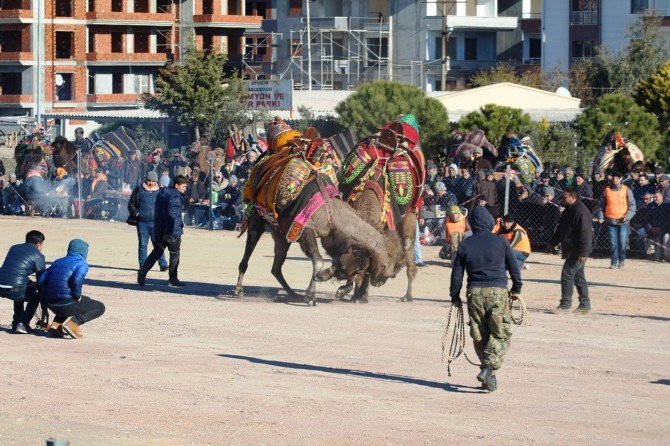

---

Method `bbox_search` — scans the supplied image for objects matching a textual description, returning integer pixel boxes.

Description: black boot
[137,268,147,286]
[477,366,496,391]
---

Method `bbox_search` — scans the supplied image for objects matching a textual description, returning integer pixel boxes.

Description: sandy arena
[0,216,668,445]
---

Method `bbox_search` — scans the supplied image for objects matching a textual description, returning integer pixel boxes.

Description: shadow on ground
[650,379,670,386]
[219,354,485,394]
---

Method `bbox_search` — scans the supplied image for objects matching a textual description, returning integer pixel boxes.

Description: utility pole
[306,0,312,90]
[441,1,446,91]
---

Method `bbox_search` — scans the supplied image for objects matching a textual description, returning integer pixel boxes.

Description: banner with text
[246,80,293,110]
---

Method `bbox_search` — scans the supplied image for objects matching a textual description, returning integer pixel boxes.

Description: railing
[522,57,541,65]
[571,10,598,25]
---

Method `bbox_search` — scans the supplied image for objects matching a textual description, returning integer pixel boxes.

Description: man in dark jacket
[449,206,523,392]
[0,230,46,333]
[475,170,499,218]
[549,186,593,313]
[122,150,143,188]
[185,168,206,226]
[138,175,188,287]
[217,174,242,221]
[128,171,168,271]
[38,239,104,338]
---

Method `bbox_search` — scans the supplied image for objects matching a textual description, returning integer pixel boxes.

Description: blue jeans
[137,221,167,269]
[513,250,529,268]
[414,221,423,264]
[607,223,629,265]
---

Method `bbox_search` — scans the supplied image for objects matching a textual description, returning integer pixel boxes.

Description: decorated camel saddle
[14,127,53,179]
[592,131,644,178]
[241,124,340,242]
[495,135,544,184]
[225,124,249,162]
[338,114,426,231]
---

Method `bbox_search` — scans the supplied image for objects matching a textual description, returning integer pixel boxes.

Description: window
[367,37,388,64]
[134,0,148,13]
[111,33,123,52]
[289,0,302,17]
[434,37,456,60]
[55,73,73,101]
[202,34,213,52]
[157,0,172,13]
[112,72,124,94]
[529,37,541,59]
[203,0,213,14]
[0,31,22,53]
[0,72,23,95]
[228,35,241,55]
[88,73,95,94]
[55,0,72,17]
[157,30,169,53]
[88,0,95,12]
[289,39,302,57]
[228,0,239,14]
[631,0,649,13]
[572,40,596,59]
[55,32,73,59]
[112,0,123,12]
[135,74,151,94]
[88,31,96,53]
[571,0,598,24]
[134,32,150,53]
[246,1,267,18]
[464,38,477,60]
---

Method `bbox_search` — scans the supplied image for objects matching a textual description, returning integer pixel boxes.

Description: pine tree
[457,104,532,146]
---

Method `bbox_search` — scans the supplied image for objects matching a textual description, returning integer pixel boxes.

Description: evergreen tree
[457,104,532,147]
[634,60,670,131]
[575,93,662,161]
[335,81,450,157]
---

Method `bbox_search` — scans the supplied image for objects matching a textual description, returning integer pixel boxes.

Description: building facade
[245,0,539,92]
[0,0,262,118]
[542,0,670,76]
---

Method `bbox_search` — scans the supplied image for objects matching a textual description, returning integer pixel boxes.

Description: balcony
[87,93,139,105]
[192,14,262,28]
[424,15,517,31]
[426,59,498,74]
[86,52,167,65]
[85,11,173,26]
[0,94,33,104]
[571,11,598,25]
[0,52,33,64]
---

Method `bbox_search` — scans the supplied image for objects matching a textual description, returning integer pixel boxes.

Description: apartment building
[245,1,536,92]
[542,0,670,76]
[0,0,262,118]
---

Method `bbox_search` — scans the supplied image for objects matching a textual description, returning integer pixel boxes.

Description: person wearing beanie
[128,170,168,272]
[38,239,105,338]
[449,206,522,391]
[493,214,532,269]
[138,175,188,287]
[443,163,459,194]
[443,205,469,263]
[596,170,636,268]
[218,174,242,223]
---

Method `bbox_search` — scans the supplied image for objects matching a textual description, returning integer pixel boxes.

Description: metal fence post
[504,165,511,216]
[208,162,213,231]
[76,149,82,219]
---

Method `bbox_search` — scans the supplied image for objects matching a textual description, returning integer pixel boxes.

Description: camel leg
[335,281,354,300]
[298,229,323,306]
[270,231,300,302]
[233,214,265,297]
[351,273,370,304]
[400,214,418,302]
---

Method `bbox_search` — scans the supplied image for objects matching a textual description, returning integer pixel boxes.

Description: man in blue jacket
[0,230,46,333]
[38,239,105,339]
[450,206,523,392]
[138,175,188,287]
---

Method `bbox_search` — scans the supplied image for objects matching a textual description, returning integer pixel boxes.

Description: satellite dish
[55,74,64,87]
[556,87,571,98]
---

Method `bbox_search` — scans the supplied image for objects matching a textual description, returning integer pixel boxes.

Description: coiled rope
[441,295,528,376]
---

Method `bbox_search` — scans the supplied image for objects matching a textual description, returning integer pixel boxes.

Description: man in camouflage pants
[450,206,522,391]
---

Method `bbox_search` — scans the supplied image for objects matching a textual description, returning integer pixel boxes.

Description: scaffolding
[243,16,391,91]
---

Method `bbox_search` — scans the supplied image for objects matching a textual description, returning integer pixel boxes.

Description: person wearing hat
[573,172,593,203]
[128,171,168,272]
[471,146,492,171]
[659,173,670,203]
[442,163,459,193]
[444,205,469,262]
[218,175,242,224]
[211,170,229,204]
[475,169,498,218]
[494,214,532,269]
[425,162,441,190]
[596,170,636,268]
[39,238,105,338]
[2,172,23,215]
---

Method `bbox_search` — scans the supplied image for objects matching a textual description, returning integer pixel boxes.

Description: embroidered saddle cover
[592,132,644,177]
[338,120,425,230]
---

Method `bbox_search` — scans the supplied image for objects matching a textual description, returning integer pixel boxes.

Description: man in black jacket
[138,175,188,287]
[0,230,46,333]
[450,206,523,392]
[549,185,593,313]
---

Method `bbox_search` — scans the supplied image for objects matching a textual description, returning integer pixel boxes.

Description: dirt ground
[0,216,668,445]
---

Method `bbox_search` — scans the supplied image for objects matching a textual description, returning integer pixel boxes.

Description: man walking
[128,171,168,272]
[549,186,593,313]
[138,175,188,287]
[596,170,635,268]
[450,206,523,392]
[0,230,46,333]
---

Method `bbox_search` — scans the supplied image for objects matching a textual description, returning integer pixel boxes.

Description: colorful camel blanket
[338,122,425,231]
[243,152,338,241]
